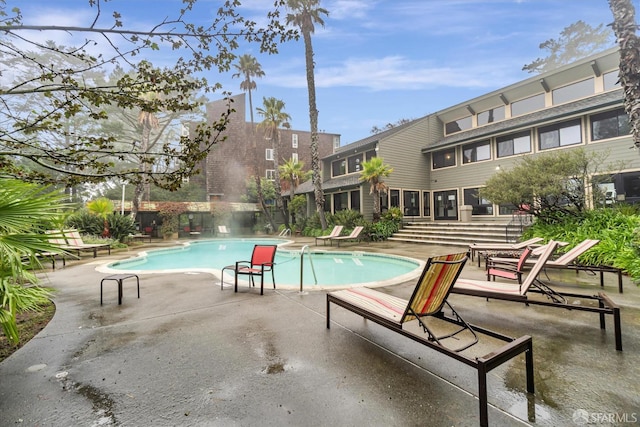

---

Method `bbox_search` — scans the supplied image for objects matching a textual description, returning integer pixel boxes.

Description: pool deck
[1,236,639,426]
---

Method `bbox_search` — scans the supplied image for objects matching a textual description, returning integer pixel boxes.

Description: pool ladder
[299,245,318,292]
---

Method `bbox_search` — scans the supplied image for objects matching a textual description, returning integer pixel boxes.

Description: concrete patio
[0,237,638,426]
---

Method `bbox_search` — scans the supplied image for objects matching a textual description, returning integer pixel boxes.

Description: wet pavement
[0,237,639,426]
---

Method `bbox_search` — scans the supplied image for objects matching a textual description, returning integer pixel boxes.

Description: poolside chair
[314,225,343,246]
[327,252,535,427]
[218,225,230,237]
[451,241,623,351]
[486,239,623,293]
[220,244,277,295]
[329,225,364,247]
[46,229,110,258]
[486,246,533,284]
[468,237,544,266]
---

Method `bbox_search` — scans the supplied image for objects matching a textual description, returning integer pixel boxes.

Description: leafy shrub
[333,209,364,228]
[106,213,137,242]
[64,209,103,235]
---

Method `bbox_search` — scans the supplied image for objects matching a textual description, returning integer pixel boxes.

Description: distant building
[297,47,640,222]
[203,93,339,203]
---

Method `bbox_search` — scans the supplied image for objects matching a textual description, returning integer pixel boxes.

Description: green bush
[64,209,103,235]
[523,206,640,283]
[107,213,137,242]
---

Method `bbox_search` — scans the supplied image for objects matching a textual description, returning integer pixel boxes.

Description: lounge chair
[220,244,277,295]
[217,225,230,236]
[314,225,343,246]
[46,229,110,258]
[468,237,544,266]
[452,241,623,351]
[329,225,364,247]
[487,239,623,293]
[327,253,535,427]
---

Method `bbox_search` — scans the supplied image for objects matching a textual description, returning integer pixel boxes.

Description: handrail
[299,245,318,292]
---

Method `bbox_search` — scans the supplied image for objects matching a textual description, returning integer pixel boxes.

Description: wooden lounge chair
[329,225,364,247]
[468,237,544,266]
[314,225,343,246]
[452,241,623,351]
[327,253,535,427]
[46,229,110,258]
[220,244,277,295]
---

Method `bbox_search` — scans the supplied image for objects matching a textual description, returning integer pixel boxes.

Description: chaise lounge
[314,225,343,246]
[329,225,364,247]
[451,241,622,351]
[327,252,535,427]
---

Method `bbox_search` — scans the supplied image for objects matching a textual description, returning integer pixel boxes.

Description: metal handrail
[299,245,318,292]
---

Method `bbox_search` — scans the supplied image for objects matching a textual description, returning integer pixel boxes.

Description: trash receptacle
[460,205,473,222]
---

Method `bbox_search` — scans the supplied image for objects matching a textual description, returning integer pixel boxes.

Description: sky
[11,0,639,146]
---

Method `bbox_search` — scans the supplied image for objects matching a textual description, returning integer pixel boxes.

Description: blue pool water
[103,239,423,289]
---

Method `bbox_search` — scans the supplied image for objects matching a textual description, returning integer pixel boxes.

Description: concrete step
[390,221,523,246]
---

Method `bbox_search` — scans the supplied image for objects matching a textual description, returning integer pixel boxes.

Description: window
[348,154,362,173]
[463,188,493,215]
[477,106,505,125]
[350,190,360,211]
[403,190,420,216]
[422,192,431,217]
[539,119,582,150]
[445,115,472,135]
[432,148,456,169]
[603,70,620,91]
[552,78,594,105]
[265,148,274,161]
[591,108,630,141]
[292,133,298,148]
[333,136,340,150]
[331,159,346,176]
[462,140,491,164]
[266,169,275,180]
[333,192,348,212]
[497,131,531,158]
[292,153,299,163]
[365,150,376,161]
[390,189,400,208]
[511,93,545,117]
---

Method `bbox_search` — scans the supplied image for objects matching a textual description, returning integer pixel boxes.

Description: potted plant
[158,202,186,240]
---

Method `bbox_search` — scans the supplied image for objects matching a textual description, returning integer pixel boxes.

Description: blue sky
[13,0,636,145]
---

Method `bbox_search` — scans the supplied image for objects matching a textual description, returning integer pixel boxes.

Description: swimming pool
[98,239,424,290]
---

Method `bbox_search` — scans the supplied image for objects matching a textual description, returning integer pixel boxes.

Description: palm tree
[0,179,68,344]
[359,157,394,222]
[257,97,291,230]
[286,0,329,230]
[279,158,311,224]
[134,91,160,220]
[86,197,115,237]
[609,0,640,148]
[232,54,277,231]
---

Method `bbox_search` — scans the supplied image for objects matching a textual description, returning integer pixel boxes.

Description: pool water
[103,239,423,289]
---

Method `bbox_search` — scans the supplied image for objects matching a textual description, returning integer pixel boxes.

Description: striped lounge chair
[327,252,536,427]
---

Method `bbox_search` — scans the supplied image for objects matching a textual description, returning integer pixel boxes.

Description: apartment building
[297,47,639,222]
[204,93,339,202]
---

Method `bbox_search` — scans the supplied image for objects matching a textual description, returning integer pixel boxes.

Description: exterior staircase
[388,220,527,247]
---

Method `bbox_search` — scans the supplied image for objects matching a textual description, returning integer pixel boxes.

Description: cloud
[266,55,522,91]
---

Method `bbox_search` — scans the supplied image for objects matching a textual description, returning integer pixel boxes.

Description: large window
[539,118,582,150]
[445,115,472,135]
[403,190,420,216]
[390,189,400,208]
[552,78,594,105]
[463,188,493,215]
[333,192,348,212]
[348,154,362,173]
[265,148,274,161]
[591,108,630,141]
[462,140,491,164]
[365,150,376,161]
[432,148,456,169]
[266,169,275,180]
[331,159,346,176]
[511,93,545,117]
[497,131,531,158]
[477,106,505,125]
